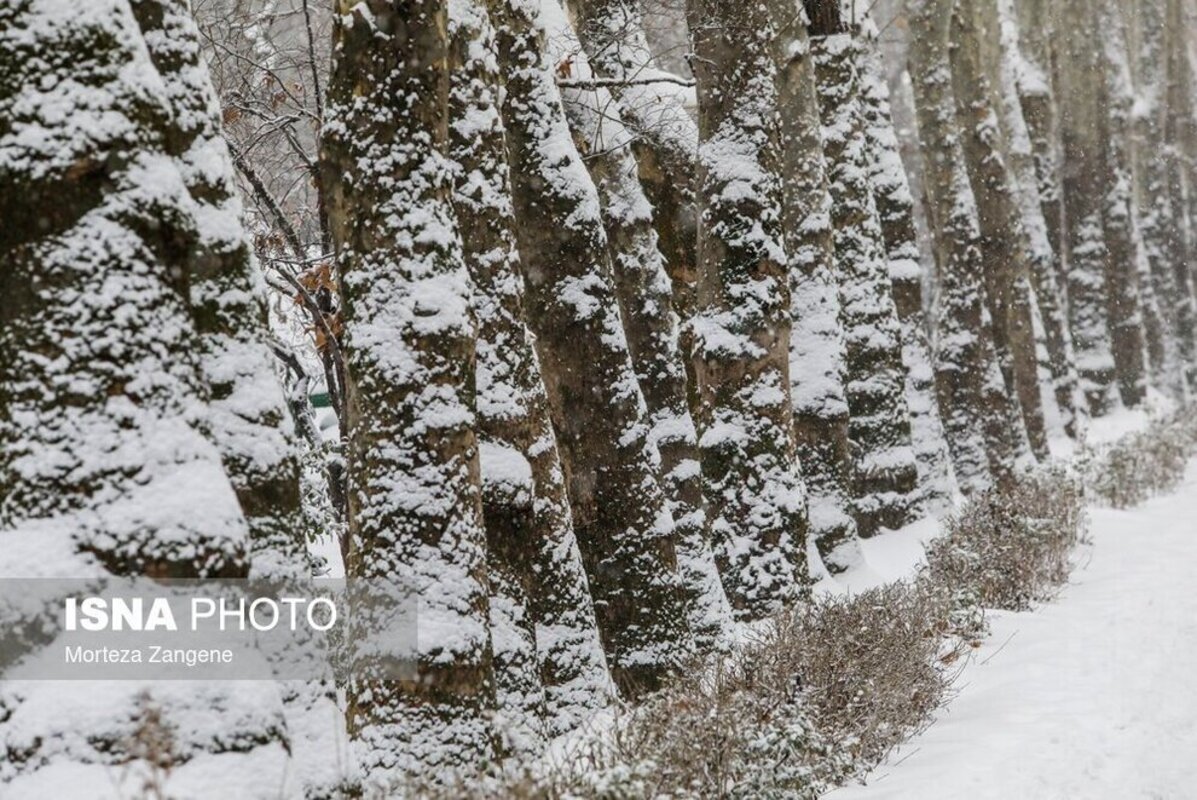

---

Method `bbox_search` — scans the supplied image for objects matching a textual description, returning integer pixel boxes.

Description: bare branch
[557,74,695,89]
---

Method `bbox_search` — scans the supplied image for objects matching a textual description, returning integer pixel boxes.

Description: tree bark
[446,0,612,744]
[568,0,701,327]
[0,0,293,792]
[769,0,862,573]
[552,11,734,650]
[129,0,308,580]
[1162,0,1197,386]
[686,0,809,614]
[859,18,960,513]
[1094,0,1150,407]
[951,0,1050,458]
[1175,0,1197,298]
[130,3,342,795]
[493,0,695,692]
[908,0,1026,491]
[1052,0,1121,414]
[809,9,924,534]
[1016,0,1083,373]
[995,0,1086,438]
[1130,0,1191,393]
[321,0,496,778]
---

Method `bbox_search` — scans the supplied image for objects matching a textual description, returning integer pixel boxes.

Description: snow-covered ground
[828,458,1197,799]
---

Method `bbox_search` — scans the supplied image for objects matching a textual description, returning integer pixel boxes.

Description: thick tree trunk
[0,0,294,793]
[1131,223,1171,386]
[1094,0,1150,407]
[493,0,694,691]
[447,0,546,744]
[951,0,1050,459]
[859,19,960,513]
[549,1,733,654]
[1132,0,1191,392]
[568,0,700,325]
[1177,0,1197,298]
[129,0,307,580]
[809,9,924,535]
[1016,0,1102,435]
[685,0,809,615]
[322,0,496,778]
[446,0,612,743]
[1163,0,1197,386]
[131,4,342,795]
[908,0,1026,491]
[769,0,861,573]
[1053,0,1120,414]
[995,0,1085,438]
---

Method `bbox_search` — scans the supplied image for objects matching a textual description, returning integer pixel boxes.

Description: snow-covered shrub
[401,468,1097,798]
[1086,407,1197,508]
[591,582,964,796]
[580,640,846,798]
[407,622,850,798]
[441,584,954,798]
[924,467,1086,611]
[785,580,964,778]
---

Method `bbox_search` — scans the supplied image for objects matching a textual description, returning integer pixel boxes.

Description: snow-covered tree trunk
[1131,215,1171,387]
[1174,0,1197,285]
[1015,0,1083,375]
[769,0,861,573]
[908,0,1026,491]
[1094,0,1150,407]
[128,0,307,583]
[858,19,959,512]
[550,7,734,652]
[686,0,808,614]
[995,0,1086,438]
[130,4,345,795]
[446,0,612,746]
[0,0,296,793]
[951,0,1050,459]
[1131,0,1192,391]
[1162,0,1197,385]
[568,0,701,325]
[809,7,924,534]
[493,0,694,690]
[321,0,496,779]
[1053,0,1120,415]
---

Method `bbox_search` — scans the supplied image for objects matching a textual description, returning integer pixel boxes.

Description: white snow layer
[829,459,1197,799]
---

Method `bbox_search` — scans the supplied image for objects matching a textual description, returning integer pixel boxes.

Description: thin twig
[557,74,695,89]
[228,139,305,257]
[979,631,1018,666]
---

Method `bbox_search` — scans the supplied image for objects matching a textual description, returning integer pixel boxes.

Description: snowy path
[829,460,1197,800]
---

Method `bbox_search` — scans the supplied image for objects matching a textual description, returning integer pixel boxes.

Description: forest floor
[827,454,1197,799]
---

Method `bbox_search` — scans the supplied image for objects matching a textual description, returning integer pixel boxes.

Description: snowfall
[827,407,1197,799]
